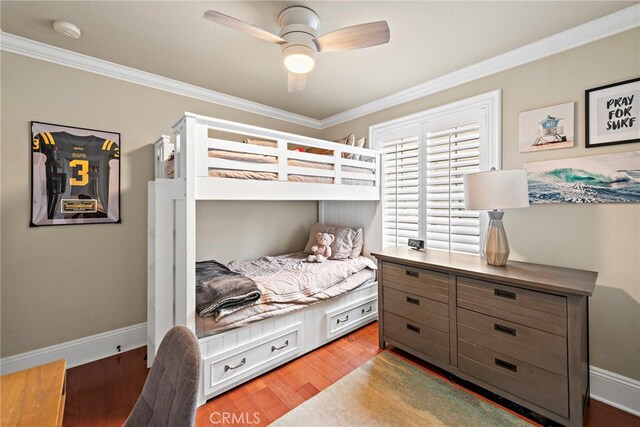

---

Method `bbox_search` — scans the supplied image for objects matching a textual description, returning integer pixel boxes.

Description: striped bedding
[166,147,375,186]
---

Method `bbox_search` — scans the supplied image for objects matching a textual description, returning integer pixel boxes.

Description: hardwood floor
[63,322,639,427]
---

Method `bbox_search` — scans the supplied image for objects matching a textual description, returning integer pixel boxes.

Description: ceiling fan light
[284,53,315,74]
[282,45,316,74]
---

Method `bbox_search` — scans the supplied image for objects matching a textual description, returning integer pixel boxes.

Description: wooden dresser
[0,359,67,427]
[372,247,597,427]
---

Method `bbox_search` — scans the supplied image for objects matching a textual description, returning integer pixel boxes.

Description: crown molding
[0,31,322,130]
[319,4,640,129]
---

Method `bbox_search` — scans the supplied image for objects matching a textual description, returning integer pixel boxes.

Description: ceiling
[1,1,637,120]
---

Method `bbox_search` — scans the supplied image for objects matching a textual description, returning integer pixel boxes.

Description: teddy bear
[307,232,334,263]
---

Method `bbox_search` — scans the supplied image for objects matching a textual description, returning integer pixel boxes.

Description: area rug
[270,352,533,426]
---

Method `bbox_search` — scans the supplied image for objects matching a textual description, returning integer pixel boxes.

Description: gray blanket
[195,260,261,321]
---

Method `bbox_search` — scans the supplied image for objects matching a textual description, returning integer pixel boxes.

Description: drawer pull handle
[406,296,421,306]
[494,289,516,300]
[271,340,289,352]
[406,270,419,278]
[494,324,517,336]
[495,358,518,373]
[362,306,373,314]
[337,315,349,324]
[406,323,421,334]
[224,357,246,372]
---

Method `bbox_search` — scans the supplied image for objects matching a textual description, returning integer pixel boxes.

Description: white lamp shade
[463,169,530,210]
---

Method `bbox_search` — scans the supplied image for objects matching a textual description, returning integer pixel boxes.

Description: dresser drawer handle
[495,358,518,373]
[494,324,517,336]
[405,296,421,306]
[406,323,421,334]
[271,340,289,352]
[224,357,246,372]
[494,289,516,300]
[406,270,419,278]
[362,306,373,314]
[336,315,349,324]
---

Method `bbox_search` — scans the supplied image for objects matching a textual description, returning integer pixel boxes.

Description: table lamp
[463,168,529,266]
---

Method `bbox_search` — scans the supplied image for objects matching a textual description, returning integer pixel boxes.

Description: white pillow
[351,137,366,161]
[304,223,364,259]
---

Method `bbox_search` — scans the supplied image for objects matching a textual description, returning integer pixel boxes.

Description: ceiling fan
[204,6,390,92]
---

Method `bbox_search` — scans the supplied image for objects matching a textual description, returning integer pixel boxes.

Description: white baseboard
[0,322,147,375]
[590,366,640,417]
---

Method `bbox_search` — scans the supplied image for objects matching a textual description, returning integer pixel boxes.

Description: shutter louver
[382,136,420,247]
[425,123,480,254]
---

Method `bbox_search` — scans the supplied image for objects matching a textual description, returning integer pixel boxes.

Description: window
[373,91,501,255]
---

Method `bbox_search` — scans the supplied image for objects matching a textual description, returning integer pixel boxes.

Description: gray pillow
[304,223,364,259]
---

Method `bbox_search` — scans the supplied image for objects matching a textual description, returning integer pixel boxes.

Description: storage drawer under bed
[325,294,378,340]
[203,323,302,394]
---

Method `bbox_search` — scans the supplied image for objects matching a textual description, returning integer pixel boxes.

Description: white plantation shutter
[376,93,500,255]
[425,123,481,254]
[382,134,421,247]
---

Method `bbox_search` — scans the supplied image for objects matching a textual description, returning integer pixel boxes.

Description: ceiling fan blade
[204,10,286,45]
[315,21,390,52]
[288,72,307,93]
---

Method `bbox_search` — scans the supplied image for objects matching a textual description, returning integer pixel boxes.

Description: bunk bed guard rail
[153,113,381,201]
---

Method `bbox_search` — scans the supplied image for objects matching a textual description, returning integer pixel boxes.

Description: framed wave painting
[525,151,640,204]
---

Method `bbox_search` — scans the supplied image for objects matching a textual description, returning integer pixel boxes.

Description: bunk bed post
[173,114,201,332]
[147,179,175,367]
[153,135,173,179]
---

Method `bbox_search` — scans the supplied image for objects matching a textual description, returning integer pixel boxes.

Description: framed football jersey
[30,121,121,226]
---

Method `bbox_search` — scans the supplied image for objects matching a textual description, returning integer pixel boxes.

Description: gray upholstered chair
[124,326,201,427]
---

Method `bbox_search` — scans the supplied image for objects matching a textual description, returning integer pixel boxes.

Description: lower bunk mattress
[196,252,376,338]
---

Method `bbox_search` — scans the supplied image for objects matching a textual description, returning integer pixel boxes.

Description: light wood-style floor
[62,322,639,426]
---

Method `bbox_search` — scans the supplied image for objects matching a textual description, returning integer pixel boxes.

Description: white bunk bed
[148,112,381,405]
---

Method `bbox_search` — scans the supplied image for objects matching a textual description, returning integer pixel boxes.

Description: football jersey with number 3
[32,131,120,219]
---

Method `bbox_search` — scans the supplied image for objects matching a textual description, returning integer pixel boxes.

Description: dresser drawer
[325,295,378,340]
[384,311,450,364]
[457,308,567,376]
[203,323,301,394]
[457,276,567,336]
[384,288,449,333]
[458,341,568,418]
[382,262,449,304]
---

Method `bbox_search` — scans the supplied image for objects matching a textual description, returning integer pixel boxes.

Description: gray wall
[321,28,640,380]
[0,52,318,357]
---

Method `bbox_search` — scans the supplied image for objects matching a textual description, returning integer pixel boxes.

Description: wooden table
[1,359,67,427]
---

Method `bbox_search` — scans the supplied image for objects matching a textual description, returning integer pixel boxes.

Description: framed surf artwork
[585,78,640,148]
[519,102,575,153]
[30,121,121,226]
[524,151,640,204]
